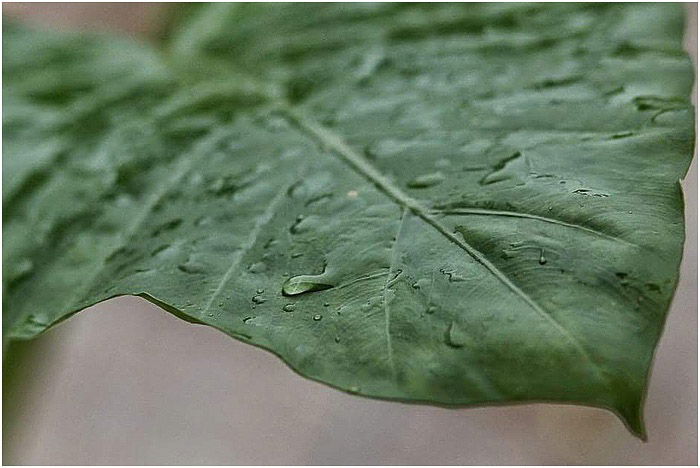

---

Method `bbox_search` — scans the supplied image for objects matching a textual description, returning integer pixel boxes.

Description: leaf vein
[201,175,294,317]
[434,208,637,246]
[381,207,407,380]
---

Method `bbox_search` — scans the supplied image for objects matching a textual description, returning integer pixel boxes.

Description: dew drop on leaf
[248,262,267,274]
[177,261,206,274]
[445,321,468,348]
[407,171,445,188]
[282,274,333,296]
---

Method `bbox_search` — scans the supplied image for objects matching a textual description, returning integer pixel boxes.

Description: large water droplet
[480,151,528,186]
[282,274,333,296]
[407,172,445,188]
[313,314,322,321]
[445,321,469,348]
[248,262,267,274]
[282,303,296,312]
[178,261,206,274]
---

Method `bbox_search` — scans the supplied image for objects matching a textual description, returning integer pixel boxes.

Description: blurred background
[2,3,697,465]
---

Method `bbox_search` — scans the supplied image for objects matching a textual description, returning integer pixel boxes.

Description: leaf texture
[3,4,695,438]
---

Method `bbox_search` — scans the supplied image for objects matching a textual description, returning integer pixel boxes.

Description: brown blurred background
[2,3,697,465]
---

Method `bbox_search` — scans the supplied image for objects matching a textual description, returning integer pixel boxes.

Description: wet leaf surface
[3,4,695,438]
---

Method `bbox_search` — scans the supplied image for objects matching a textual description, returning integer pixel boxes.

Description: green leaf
[3,4,694,438]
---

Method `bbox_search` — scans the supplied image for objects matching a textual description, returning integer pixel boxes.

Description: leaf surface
[3,4,695,437]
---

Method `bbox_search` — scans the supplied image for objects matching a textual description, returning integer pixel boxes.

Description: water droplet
[501,249,516,259]
[313,314,322,321]
[439,268,467,282]
[305,192,333,207]
[252,294,266,304]
[9,258,33,282]
[426,305,437,314]
[207,175,241,196]
[323,302,330,307]
[573,188,609,197]
[611,131,634,139]
[334,335,341,343]
[407,172,445,188]
[151,218,183,237]
[480,152,528,186]
[242,316,254,323]
[445,321,468,348]
[290,215,321,235]
[291,252,304,258]
[289,215,306,234]
[151,244,170,256]
[194,216,213,227]
[355,48,387,82]
[248,262,267,274]
[256,288,265,294]
[282,303,296,312]
[282,273,334,296]
[538,249,547,265]
[22,314,48,334]
[178,261,206,274]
